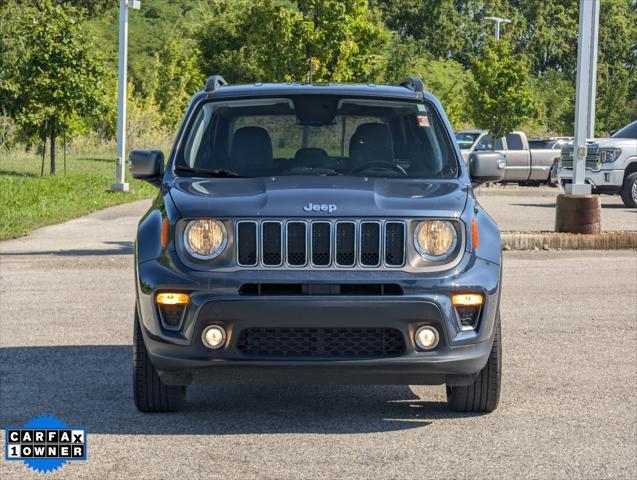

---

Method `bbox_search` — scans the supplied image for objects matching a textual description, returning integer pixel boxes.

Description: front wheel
[446,312,501,413]
[620,172,637,208]
[133,307,186,412]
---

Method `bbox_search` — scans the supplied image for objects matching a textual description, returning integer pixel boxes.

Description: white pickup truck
[456,130,561,186]
[558,120,637,207]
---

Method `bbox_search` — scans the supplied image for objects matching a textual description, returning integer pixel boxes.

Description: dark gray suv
[130,76,505,413]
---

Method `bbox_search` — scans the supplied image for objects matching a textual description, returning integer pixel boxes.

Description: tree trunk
[50,134,56,175]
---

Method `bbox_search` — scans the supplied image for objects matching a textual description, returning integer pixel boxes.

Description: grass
[0,152,157,241]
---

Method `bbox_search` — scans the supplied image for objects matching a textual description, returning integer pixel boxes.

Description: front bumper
[136,252,502,386]
[558,167,624,192]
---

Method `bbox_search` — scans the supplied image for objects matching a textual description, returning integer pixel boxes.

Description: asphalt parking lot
[475,187,636,231]
[1,200,636,479]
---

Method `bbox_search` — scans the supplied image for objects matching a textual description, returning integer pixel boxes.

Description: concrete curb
[501,231,637,250]
[475,187,562,198]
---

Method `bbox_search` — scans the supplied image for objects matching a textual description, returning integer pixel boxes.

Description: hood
[589,138,636,148]
[563,137,636,151]
[168,176,468,219]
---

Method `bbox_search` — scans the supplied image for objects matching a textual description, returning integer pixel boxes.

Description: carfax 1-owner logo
[4,416,87,474]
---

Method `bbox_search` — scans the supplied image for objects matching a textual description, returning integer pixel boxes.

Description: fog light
[415,326,439,350]
[202,325,226,350]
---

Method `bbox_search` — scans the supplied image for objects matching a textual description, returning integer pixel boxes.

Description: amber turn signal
[471,219,479,249]
[156,293,189,305]
[160,218,169,248]
[451,293,483,306]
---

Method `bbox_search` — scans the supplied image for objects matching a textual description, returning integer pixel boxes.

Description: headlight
[184,219,227,259]
[599,148,621,163]
[414,220,457,260]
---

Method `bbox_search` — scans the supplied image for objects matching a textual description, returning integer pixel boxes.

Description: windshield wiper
[175,166,242,178]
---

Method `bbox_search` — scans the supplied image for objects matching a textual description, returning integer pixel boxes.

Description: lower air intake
[237,327,405,357]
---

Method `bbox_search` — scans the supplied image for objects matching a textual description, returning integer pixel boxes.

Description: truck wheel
[620,172,637,208]
[133,308,186,412]
[446,312,501,413]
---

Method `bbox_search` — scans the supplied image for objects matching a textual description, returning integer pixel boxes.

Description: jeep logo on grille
[303,203,337,213]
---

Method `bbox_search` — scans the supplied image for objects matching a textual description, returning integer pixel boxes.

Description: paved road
[1,201,636,479]
[475,187,636,231]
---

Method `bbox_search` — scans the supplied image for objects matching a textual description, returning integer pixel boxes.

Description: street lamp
[111,0,141,193]
[484,16,511,40]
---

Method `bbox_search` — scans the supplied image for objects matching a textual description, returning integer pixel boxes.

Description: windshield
[611,120,637,139]
[529,139,556,149]
[454,132,480,150]
[176,95,458,179]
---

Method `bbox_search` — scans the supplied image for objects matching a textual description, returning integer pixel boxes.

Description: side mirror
[469,151,505,185]
[130,150,164,186]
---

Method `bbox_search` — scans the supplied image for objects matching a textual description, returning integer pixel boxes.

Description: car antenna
[307,57,313,83]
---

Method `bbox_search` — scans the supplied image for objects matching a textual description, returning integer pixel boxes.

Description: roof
[202,82,424,100]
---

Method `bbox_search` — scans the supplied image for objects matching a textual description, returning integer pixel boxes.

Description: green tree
[244,0,388,82]
[150,36,203,128]
[416,59,474,128]
[515,0,579,75]
[531,69,575,135]
[0,2,22,120]
[373,0,465,59]
[1,0,109,174]
[196,0,263,83]
[595,0,637,133]
[468,38,537,141]
[383,38,474,127]
[61,0,113,17]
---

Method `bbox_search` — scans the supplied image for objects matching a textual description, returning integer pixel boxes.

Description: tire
[133,307,186,412]
[620,172,637,208]
[446,312,501,413]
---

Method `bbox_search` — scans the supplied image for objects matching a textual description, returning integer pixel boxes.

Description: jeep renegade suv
[130,76,505,413]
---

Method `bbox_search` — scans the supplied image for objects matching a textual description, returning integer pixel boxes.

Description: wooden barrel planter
[555,194,602,233]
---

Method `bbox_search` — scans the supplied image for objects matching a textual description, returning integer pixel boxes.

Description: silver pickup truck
[456,130,561,185]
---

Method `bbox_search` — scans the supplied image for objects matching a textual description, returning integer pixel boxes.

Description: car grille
[236,220,406,268]
[560,151,601,171]
[236,327,405,357]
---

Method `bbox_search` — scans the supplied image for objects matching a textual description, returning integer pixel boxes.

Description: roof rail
[399,77,425,95]
[205,75,227,92]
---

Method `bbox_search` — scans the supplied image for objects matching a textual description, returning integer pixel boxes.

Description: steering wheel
[351,161,408,176]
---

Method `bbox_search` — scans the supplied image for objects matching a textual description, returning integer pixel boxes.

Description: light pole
[555,0,601,233]
[569,0,599,195]
[484,16,511,40]
[111,0,141,193]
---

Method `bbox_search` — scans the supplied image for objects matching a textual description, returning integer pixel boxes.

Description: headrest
[230,127,273,171]
[349,123,394,164]
[294,148,328,167]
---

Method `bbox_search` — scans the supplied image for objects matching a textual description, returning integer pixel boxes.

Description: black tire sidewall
[621,172,637,208]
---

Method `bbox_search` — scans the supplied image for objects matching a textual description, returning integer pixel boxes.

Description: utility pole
[569,0,599,196]
[555,0,601,233]
[484,16,511,40]
[111,0,141,193]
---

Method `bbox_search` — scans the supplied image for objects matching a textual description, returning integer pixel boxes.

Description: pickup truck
[456,130,561,186]
[558,120,637,207]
